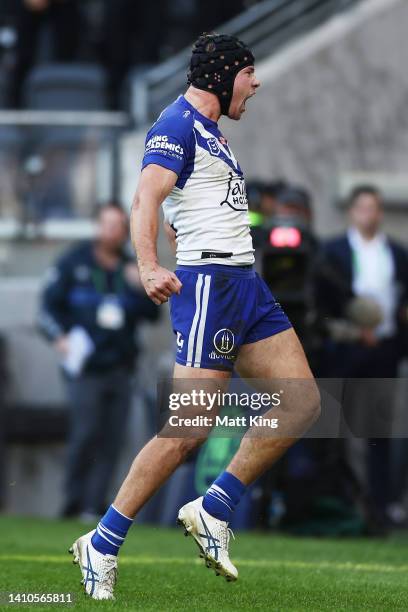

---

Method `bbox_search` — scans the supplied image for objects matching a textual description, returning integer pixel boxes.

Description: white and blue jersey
[142,95,253,266]
[142,95,292,371]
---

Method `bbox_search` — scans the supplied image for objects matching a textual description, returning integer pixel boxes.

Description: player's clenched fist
[140,265,182,305]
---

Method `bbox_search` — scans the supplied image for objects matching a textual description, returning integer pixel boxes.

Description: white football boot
[69,530,117,600]
[177,496,238,581]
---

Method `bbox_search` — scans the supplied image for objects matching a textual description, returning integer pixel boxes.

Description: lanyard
[91,266,125,296]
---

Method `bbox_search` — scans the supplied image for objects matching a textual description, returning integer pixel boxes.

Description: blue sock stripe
[202,471,246,523]
[206,489,233,510]
[98,523,125,541]
[111,504,133,524]
[207,488,232,504]
[96,525,120,548]
[209,485,233,504]
[91,505,133,556]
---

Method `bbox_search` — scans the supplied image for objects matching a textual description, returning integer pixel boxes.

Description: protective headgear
[187,33,255,116]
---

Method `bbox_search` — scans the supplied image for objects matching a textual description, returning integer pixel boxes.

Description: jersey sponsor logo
[220,173,248,211]
[207,137,221,156]
[213,328,235,354]
[145,135,184,156]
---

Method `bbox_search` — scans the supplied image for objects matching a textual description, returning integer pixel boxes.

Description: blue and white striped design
[142,95,255,266]
[186,273,211,368]
[91,504,133,556]
[205,483,234,512]
[95,522,125,550]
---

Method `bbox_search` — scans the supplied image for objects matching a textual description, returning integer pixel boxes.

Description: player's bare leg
[229,328,320,483]
[113,364,231,517]
[179,328,320,581]
[70,364,230,597]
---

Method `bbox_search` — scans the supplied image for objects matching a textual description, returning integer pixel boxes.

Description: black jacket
[38,241,159,373]
[314,234,408,351]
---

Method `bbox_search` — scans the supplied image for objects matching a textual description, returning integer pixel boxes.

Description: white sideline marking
[1,554,407,574]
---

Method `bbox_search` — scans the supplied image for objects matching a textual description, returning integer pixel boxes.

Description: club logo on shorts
[213,328,235,354]
[176,331,184,352]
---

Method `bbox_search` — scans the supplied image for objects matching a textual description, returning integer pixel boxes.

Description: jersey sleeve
[141,110,194,177]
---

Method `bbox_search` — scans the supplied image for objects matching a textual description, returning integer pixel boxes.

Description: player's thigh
[173,362,231,407]
[166,363,231,439]
[235,327,313,380]
[173,362,231,380]
[236,329,320,423]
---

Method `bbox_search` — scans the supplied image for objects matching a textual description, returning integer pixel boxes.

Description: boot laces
[99,557,117,592]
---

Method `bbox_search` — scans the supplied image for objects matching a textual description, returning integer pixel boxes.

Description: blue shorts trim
[242,322,293,346]
[170,265,292,371]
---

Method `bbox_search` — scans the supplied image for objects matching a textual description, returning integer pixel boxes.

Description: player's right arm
[130,164,182,305]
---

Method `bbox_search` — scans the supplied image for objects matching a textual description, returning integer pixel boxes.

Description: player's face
[97,207,128,251]
[228,66,260,120]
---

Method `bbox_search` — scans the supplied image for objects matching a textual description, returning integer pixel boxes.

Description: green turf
[0,516,408,611]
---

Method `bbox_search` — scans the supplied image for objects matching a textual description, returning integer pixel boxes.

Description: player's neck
[184,86,221,123]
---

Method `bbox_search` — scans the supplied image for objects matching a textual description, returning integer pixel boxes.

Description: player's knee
[177,436,206,458]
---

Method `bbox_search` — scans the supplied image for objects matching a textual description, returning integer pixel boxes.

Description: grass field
[0,516,408,611]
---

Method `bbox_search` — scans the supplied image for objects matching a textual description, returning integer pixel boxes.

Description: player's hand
[140,265,182,305]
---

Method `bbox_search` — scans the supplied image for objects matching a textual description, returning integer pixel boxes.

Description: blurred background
[1,0,408,537]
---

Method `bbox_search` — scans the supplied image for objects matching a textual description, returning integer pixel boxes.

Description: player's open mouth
[241,93,255,112]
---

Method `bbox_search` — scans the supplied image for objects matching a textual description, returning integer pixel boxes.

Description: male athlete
[69,33,320,600]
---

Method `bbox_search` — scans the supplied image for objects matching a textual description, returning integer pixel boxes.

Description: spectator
[38,202,159,519]
[314,185,408,528]
[9,0,80,108]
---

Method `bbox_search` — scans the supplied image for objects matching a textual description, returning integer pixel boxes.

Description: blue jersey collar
[179,95,218,130]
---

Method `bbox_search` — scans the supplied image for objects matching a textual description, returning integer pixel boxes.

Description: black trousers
[63,366,131,515]
[323,337,400,519]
